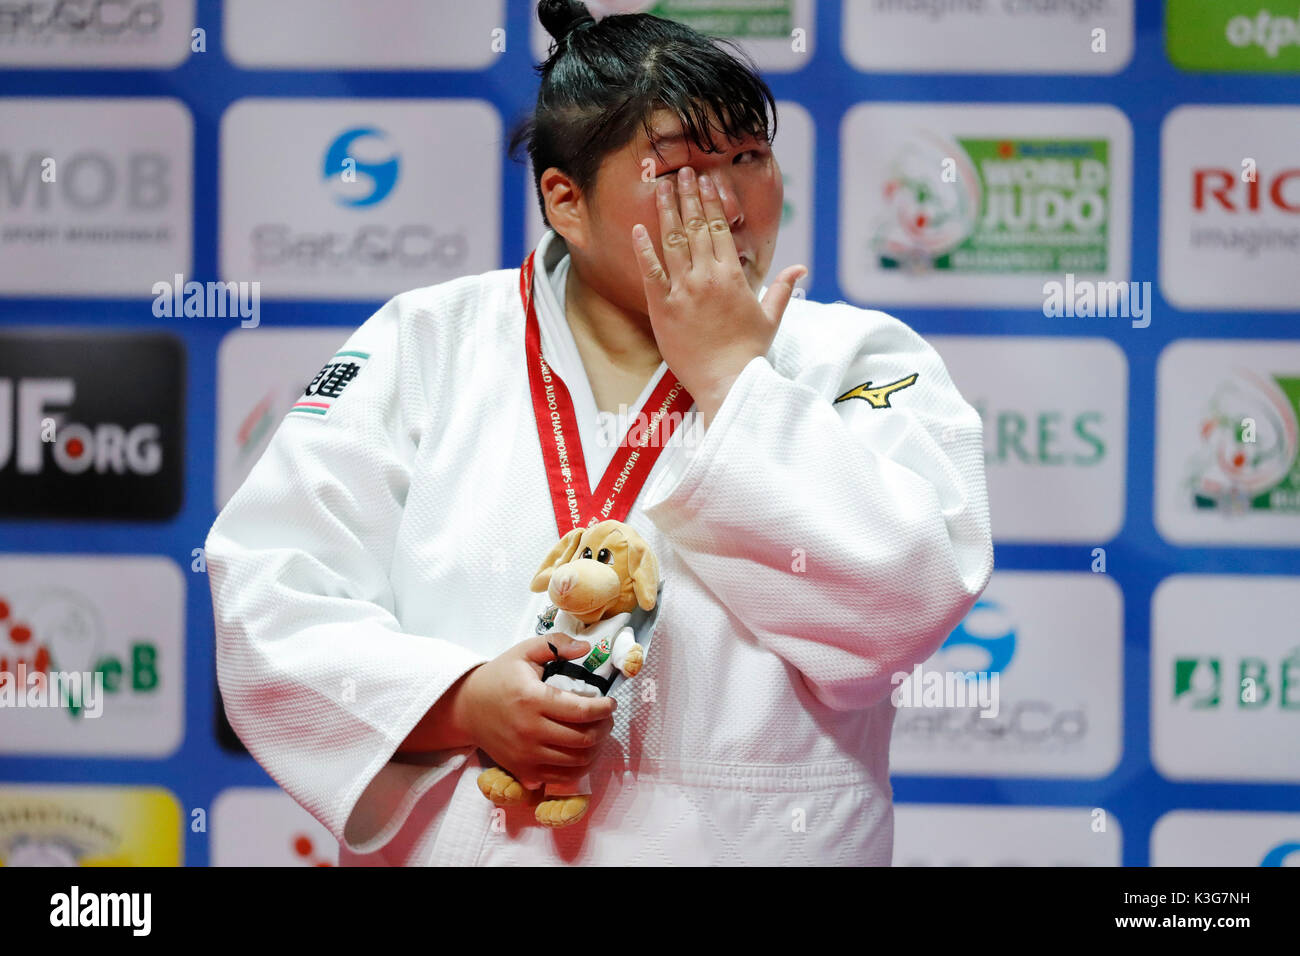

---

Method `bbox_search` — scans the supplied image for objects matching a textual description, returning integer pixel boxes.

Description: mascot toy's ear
[530,527,585,592]
[625,530,660,611]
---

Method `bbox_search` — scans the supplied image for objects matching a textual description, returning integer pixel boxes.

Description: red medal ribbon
[521,249,695,538]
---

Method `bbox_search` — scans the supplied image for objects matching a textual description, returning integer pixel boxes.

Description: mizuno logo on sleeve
[834,372,919,408]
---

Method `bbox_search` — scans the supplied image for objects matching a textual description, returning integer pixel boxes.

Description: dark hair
[509,0,778,230]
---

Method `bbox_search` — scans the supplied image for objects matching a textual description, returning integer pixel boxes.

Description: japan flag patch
[288,349,370,419]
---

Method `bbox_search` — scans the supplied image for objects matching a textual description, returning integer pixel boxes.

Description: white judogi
[205,227,993,866]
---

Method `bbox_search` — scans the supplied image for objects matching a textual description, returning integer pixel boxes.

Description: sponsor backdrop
[0,0,1297,867]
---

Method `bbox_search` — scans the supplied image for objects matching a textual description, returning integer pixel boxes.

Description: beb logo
[1153,576,1300,782]
[1181,371,1300,513]
[1173,657,1221,707]
[323,127,399,208]
[0,332,184,520]
[873,136,1110,274]
[1174,652,1300,710]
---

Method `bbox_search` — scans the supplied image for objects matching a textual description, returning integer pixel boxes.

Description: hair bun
[538,0,596,43]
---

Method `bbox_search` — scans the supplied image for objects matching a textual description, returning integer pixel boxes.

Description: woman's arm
[397,666,481,754]
[207,294,490,857]
[640,307,994,712]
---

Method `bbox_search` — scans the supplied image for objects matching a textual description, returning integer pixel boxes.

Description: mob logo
[0,151,171,212]
[0,332,184,519]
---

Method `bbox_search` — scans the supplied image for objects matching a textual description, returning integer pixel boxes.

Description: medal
[520,249,695,538]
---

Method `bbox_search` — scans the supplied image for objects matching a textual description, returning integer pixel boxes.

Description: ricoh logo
[1161,106,1300,309]
[0,0,162,38]
[0,379,162,476]
[1194,165,1300,215]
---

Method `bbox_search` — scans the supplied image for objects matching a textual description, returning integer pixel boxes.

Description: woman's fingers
[656,176,692,281]
[675,167,714,270]
[760,264,810,325]
[697,172,740,267]
[632,223,671,304]
[538,715,613,751]
[528,742,596,768]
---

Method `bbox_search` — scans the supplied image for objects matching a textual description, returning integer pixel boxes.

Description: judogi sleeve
[205,296,489,856]
[641,307,994,712]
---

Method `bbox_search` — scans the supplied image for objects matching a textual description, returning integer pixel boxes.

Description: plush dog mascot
[476,519,659,828]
